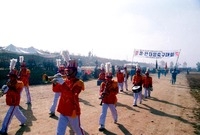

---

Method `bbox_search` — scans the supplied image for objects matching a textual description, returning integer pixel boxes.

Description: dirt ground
[0,73,198,135]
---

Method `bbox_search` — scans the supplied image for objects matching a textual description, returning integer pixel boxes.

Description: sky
[0,0,200,68]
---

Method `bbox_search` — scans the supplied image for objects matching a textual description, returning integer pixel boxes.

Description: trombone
[42,74,66,83]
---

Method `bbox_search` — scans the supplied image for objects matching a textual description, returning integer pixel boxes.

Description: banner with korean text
[133,49,180,59]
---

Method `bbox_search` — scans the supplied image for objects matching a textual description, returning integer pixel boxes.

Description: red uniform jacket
[132,74,143,93]
[132,74,143,87]
[53,78,84,117]
[19,68,30,86]
[6,80,24,106]
[143,76,152,88]
[100,80,118,104]
[116,71,124,83]
[98,72,105,80]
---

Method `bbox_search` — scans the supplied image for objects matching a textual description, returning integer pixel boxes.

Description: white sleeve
[55,78,65,85]
[1,85,9,93]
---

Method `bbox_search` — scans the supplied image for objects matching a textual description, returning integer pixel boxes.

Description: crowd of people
[0,57,180,134]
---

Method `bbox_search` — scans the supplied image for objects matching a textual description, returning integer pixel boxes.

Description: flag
[133,49,180,59]
[175,51,180,57]
[156,59,158,69]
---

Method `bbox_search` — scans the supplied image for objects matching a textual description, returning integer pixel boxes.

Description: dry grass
[186,72,200,134]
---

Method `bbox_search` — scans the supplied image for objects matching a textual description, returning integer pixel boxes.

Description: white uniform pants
[57,114,85,135]
[0,106,27,133]
[23,86,31,103]
[133,91,142,105]
[99,103,118,127]
[124,80,128,90]
[50,92,60,113]
[118,82,124,91]
[144,88,151,97]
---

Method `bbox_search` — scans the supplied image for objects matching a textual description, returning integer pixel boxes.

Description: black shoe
[49,112,56,117]
[133,104,137,107]
[26,102,31,105]
[19,123,26,126]
[0,131,8,135]
[98,125,105,131]
[99,127,105,131]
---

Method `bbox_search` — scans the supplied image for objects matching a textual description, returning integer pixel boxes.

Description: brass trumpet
[42,74,66,83]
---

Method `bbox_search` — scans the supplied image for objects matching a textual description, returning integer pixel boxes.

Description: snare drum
[132,86,142,93]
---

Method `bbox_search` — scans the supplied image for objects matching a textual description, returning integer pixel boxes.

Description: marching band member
[132,68,143,106]
[116,67,124,92]
[98,62,119,132]
[0,59,27,135]
[97,63,106,86]
[49,64,66,117]
[52,59,85,135]
[123,66,129,91]
[18,60,31,104]
[143,71,153,98]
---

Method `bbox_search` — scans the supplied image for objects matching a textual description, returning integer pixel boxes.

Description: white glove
[53,78,65,85]
[53,73,62,78]
[1,85,9,93]
[1,85,9,96]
